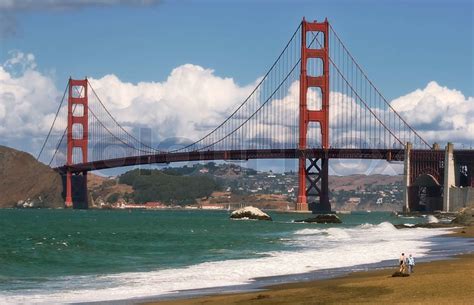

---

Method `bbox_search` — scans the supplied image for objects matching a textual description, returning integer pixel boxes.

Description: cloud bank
[87,64,256,144]
[1,50,473,174]
[391,81,474,147]
[0,51,59,140]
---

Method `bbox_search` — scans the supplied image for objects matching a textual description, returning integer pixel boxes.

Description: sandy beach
[147,226,474,305]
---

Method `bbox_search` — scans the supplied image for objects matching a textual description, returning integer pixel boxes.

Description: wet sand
[146,226,474,305]
[448,224,474,238]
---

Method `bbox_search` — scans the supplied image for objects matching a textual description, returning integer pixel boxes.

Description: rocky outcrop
[426,215,440,223]
[230,206,272,221]
[0,145,64,208]
[295,214,342,224]
[452,207,474,226]
[395,208,474,229]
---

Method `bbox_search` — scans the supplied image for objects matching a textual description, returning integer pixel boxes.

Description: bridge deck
[56,148,474,174]
[58,148,408,173]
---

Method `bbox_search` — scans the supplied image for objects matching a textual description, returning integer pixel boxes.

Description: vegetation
[106,193,120,203]
[119,169,220,204]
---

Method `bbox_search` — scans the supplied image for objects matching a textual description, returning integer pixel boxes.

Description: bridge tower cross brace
[65,78,89,208]
[296,18,331,213]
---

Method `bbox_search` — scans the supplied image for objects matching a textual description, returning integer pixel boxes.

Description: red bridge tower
[296,18,331,213]
[65,78,89,208]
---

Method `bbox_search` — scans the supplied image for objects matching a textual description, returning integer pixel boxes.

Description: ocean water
[0,209,471,304]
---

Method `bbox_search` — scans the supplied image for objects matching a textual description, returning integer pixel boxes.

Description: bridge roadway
[58,148,410,173]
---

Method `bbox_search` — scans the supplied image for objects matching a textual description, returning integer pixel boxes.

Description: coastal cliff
[0,145,64,208]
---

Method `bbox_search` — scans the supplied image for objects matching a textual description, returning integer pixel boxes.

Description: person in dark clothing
[399,253,407,273]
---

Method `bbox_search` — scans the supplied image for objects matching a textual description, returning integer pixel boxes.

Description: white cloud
[391,81,474,146]
[0,101,4,119]
[0,51,59,140]
[3,50,36,74]
[0,52,259,162]
[1,50,473,170]
[88,64,255,144]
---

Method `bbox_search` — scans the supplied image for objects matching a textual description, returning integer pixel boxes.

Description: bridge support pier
[65,171,73,207]
[62,171,88,209]
[297,156,330,213]
[443,142,455,212]
[403,142,412,212]
[296,155,309,211]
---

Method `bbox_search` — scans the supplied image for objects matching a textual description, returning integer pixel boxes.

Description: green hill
[119,169,220,204]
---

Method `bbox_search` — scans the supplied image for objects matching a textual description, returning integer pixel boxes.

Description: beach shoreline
[142,226,474,305]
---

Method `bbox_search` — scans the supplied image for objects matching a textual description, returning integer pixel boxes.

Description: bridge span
[37,18,473,213]
[58,148,405,173]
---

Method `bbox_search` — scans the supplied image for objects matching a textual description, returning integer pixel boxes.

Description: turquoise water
[0,209,461,303]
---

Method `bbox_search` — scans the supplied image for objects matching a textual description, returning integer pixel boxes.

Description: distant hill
[0,146,64,208]
[118,169,221,204]
[87,164,404,212]
[87,173,133,206]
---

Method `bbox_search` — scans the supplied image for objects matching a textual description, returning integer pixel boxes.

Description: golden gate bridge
[36,18,474,212]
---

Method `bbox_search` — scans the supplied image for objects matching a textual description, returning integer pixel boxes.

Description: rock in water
[427,215,439,223]
[0,145,64,208]
[295,214,342,224]
[230,206,272,221]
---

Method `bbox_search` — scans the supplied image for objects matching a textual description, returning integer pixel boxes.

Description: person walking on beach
[406,254,415,273]
[399,253,406,273]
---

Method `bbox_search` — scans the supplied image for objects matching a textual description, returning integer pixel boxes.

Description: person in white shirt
[407,254,415,273]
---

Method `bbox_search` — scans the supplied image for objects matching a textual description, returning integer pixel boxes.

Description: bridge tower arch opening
[410,173,443,212]
[297,18,331,213]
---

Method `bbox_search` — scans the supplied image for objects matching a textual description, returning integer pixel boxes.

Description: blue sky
[1,0,472,99]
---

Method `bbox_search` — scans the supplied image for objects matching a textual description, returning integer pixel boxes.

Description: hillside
[329,174,403,191]
[88,164,404,211]
[119,169,220,204]
[88,173,133,206]
[0,146,64,208]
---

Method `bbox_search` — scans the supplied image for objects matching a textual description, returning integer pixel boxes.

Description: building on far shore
[119,202,167,209]
[341,197,361,211]
[199,204,225,210]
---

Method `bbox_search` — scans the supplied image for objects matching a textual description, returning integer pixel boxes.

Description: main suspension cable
[36,81,69,160]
